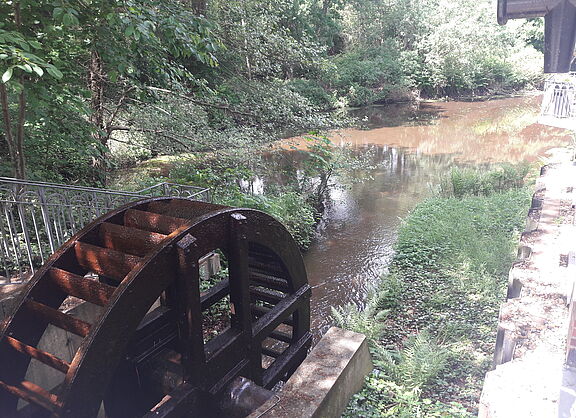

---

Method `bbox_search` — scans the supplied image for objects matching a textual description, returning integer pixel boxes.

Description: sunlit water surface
[277,96,571,337]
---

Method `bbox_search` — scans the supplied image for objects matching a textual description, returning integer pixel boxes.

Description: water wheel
[0,198,311,417]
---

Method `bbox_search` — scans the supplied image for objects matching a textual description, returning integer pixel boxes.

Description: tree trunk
[322,0,332,17]
[191,0,207,15]
[0,2,27,179]
[15,83,26,178]
[89,49,106,145]
[240,15,252,80]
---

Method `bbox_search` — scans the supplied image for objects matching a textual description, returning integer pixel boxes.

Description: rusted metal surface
[0,198,311,417]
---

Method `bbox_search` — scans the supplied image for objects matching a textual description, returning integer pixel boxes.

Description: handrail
[539,73,576,130]
[0,177,208,199]
[0,177,210,284]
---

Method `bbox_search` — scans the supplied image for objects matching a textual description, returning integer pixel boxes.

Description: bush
[285,78,335,110]
[328,45,409,106]
[218,190,317,250]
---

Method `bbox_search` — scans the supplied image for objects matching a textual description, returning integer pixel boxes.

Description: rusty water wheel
[0,198,311,418]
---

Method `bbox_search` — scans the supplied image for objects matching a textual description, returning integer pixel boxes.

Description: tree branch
[145,86,259,118]
[109,126,194,151]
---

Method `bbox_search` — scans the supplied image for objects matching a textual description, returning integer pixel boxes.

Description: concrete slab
[249,327,373,418]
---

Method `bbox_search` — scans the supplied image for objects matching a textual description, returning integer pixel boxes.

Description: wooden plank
[0,379,60,412]
[248,259,286,277]
[252,285,311,342]
[229,213,252,331]
[262,332,312,389]
[24,299,91,338]
[146,199,228,220]
[74,241,141,282]
[251,305,294,327]
[200,278,230,310]
[262,346,283,359]
[250,272,289,291]
[124,209,190,235]
[270,329,292,344]
[47,268,115,307]
[145,382,214,418]
[175,233,207,384]
[250,287,286,304]
[229,213,260,384]
[99,222,166,257]
[4,336,70,374]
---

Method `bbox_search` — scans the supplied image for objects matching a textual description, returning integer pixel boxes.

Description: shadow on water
[349,101,448,129]
[271,95,572,338]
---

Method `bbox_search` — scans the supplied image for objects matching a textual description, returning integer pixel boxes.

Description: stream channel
[278,95,572,338]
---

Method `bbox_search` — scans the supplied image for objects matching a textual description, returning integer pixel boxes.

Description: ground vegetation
[337,164,533,415]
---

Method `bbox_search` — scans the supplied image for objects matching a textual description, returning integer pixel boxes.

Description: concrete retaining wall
[249,327,373,418]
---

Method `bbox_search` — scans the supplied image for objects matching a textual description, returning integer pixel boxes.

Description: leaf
[16,64,32,73]
[29,40,42,49]
[62,13,74,26]
[46,65,63,79]
[53,7,64,19]
[2,67,13,83]
[32,65,44,77]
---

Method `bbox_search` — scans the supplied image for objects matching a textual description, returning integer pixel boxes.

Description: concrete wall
[249,327,373,418]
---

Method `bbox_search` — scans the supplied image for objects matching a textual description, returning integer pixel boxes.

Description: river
[290,95,572,337]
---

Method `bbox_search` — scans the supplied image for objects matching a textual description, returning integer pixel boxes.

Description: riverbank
[339,164,534,416]
[479,149,576,417]
[108,96,573,340]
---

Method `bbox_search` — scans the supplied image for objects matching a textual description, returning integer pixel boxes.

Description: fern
[331,304,384,341]
[371,331,449,391]
[399,331,450,389]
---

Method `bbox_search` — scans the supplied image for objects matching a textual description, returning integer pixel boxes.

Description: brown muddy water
[290,95,572,337]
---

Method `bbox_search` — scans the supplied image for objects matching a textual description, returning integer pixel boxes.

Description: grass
[338,164,532,416]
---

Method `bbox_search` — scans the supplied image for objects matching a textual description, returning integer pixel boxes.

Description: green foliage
[329,45,409,105]
[439,163,530,198]
[331,303,386,341]
[140,151,319,250]
[337,0,543,98]
[0,28,62,83]
[340,165,532,414]
[1,0,546,180]
[285,78,335,109]
[375,331,450,389]
[345,373,471,417]
[219,191,317,250]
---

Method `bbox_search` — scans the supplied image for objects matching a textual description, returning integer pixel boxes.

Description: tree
[0,1,63,178]
[0,0,220,181]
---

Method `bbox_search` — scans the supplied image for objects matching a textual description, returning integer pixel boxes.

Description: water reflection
[273,96,572,337]
[337,95,571,164]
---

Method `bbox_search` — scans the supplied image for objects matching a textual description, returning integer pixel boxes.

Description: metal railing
[539,73,576,130]
[0,177,210,284]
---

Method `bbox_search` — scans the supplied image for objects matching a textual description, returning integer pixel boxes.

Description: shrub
[439,163,531,198]
[218,191,317,250]
[285,78,335,110]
